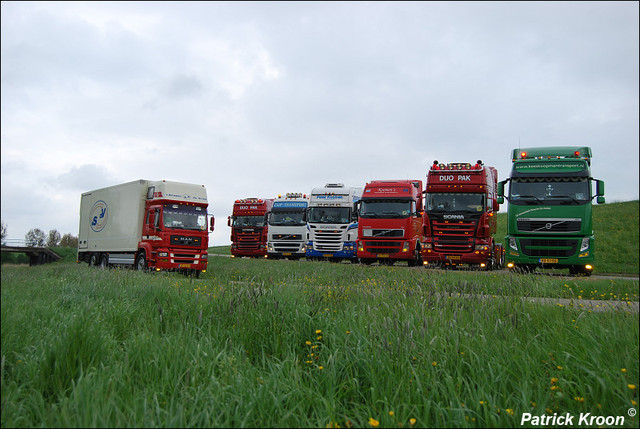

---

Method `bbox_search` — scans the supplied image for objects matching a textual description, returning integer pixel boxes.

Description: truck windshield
[308,207,351,224]
[426,193,485,213]
[232,216,265,227]
[163,204,207,230]
[269,210,306,226]
[509,178,590,205]
[359,199,412,219]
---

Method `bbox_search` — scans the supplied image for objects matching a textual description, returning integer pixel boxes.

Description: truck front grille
[520,238,579,258]
[235,229,262,250]
[170,235,202,246]
[517,218,581,233]
[363,240,402,254]
[430,220,477,253]
[313,229,344,252]
[271,234,302,241]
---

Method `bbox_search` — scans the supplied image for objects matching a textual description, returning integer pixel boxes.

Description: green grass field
[1,201,638,427]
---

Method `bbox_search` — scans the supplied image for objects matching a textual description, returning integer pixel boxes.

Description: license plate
[283,253,292,256]
[323,254,332,257]
[378,254,389,258]
[446,255,461,260]
[539,258,559,264]
[179,263,192,268]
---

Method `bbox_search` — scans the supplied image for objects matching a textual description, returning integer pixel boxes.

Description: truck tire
[89,253,99,267]
[135,252,147,271]
[408,248,422,267]
[99,254,109,269]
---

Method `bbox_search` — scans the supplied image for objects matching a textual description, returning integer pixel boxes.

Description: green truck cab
[497,147,605,275]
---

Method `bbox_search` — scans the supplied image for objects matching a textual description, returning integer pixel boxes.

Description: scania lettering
[357,180,424,266]
[78,180,215,277]
[422,161,504,270]
[306,183,363,262]
[497,147,605,275]
[267,193,309,259]
[228,198,274,258]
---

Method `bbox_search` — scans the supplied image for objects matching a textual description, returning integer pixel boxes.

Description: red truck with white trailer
[357,180,424,266]
[422,161,504,269]
[77,180,214,277]
[228,198,274,257]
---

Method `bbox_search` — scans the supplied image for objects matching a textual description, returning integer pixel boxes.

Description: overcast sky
[2,1,638,246]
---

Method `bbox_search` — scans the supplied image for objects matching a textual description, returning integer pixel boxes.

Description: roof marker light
[520,151,527,158]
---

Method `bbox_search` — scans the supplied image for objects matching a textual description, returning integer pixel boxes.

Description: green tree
[59,233,78,248]
[47,229,61,247]
[25,228,46,247]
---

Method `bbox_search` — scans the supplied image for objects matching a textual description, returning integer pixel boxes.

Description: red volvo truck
[422,161,504,269]
[357,180,424,266]
[78,179,215,277]
[228,198,274,257]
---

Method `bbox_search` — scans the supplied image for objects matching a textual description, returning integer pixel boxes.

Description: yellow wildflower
[409,418,416,426]
[628,384,636,390]
[369,417,379,427]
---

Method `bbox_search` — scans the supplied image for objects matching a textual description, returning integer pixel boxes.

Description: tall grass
[2,258,638,427]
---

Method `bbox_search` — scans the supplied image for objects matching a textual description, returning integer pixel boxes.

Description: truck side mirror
[210,215,215,232]
[595,180,605,204]
[497,180,507,204]
[227,216,231,227]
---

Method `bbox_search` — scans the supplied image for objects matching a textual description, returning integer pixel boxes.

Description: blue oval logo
[90,200,108,232]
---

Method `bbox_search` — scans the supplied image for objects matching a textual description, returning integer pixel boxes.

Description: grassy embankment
[1,201,638,427]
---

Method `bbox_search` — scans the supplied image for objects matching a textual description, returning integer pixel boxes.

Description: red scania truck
[357,180,424,266]
[228,198,274,258]
[421,161,504,269]
[77,179,215,277]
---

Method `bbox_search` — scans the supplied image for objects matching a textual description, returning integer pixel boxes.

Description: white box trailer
[78,180,147,254]
[78,180,213,276]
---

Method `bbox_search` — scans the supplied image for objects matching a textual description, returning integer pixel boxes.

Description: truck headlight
[580,237,590,252]
[475,244,489,251]
[402,242,411,252]
[509,237,518,252]
[158,252,168,257]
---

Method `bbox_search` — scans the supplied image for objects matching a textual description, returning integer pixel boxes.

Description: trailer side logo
[90,200,108,232]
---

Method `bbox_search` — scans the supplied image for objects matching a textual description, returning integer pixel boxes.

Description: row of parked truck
[77,146,605,277]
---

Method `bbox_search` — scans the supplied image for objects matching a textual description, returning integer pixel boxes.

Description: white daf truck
[306,183,363,262]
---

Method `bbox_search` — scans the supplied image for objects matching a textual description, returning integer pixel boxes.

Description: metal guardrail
[2,238,41,247]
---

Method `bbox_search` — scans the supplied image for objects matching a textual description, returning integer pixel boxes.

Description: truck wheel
[408,248,422,267]
[99,254,109,269]
[135,252,147,271]
[486,247,495,271]
[89,253,98,267]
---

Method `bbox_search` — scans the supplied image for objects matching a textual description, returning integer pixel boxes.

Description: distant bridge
[1,239,63,266]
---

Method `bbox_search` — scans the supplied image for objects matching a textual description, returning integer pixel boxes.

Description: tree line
[1,222,78,247]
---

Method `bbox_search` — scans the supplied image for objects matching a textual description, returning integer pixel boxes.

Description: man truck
[306,183,363,262]
[497,147,605,276]
[266,193,309,259]
[422,161,504,270]
[228,198,274,258]
[357,180,424,266]
[78,179,214,277]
